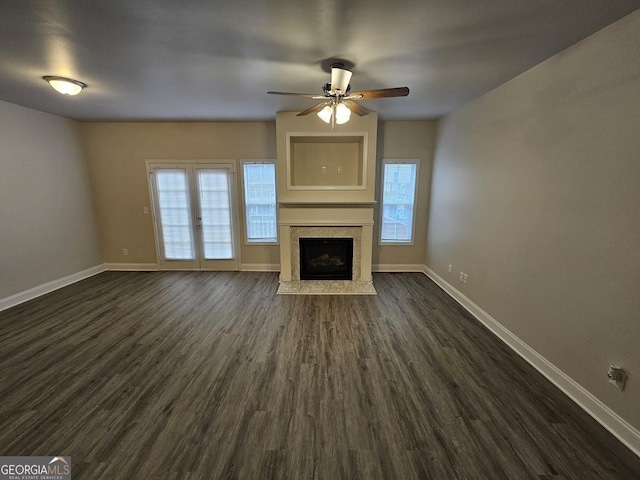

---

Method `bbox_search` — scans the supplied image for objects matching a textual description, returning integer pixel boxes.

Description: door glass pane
[198,169,234,259]
[156,169,195,259]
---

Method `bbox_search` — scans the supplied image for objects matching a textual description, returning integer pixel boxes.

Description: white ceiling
[1,1,638,121]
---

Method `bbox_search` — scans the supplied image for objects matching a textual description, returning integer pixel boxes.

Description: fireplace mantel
[277,205,376,294]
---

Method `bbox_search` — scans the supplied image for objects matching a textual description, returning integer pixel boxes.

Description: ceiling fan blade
[349,87,410,99]
[296,103,328,116]
[330,67,352,94]
[267,91,318,98]
[343,100,371,116]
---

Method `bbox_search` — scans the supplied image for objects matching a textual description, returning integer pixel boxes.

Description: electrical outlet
[448,264,452,273]
[459,272,464,282]
[463,273,468,284]
[143,206,149,214]
[123,248,129,256]
[607,365,627,391]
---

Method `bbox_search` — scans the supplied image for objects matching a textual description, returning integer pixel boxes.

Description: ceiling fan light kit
[317,104,333,123]
[268,62,409,128]
[43,76,86,96]
[334,103,351,124]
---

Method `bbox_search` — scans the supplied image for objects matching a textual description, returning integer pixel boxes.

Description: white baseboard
[373,264,426,273]
[101,263,441,274]
[240,263,280,272]
[104,263,159,271]
[105,263,280,272]
[241,263,425,273]
[0,264,106,313]
[423,266,640,458]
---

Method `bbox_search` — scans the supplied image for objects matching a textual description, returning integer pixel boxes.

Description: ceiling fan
[268,63,409,128]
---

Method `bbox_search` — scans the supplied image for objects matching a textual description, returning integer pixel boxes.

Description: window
[242,162,277,243]
[380,160,418,244]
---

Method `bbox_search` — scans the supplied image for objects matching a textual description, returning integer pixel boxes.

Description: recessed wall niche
[276,111,378,204]
[287,133,366,189]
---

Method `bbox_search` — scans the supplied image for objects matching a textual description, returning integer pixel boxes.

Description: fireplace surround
[277,206,376,295]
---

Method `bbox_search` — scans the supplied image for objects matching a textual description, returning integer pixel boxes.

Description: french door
[148,161,240,270]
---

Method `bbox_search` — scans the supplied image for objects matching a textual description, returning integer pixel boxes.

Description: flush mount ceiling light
[43,76,86,96]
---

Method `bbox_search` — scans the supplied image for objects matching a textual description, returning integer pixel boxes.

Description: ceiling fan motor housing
[330,65,353,95]
[323,82,350,97]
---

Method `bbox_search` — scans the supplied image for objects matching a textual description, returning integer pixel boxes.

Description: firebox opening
[299,237,353,281]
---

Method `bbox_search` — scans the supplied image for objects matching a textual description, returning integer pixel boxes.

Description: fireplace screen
[299,237,353,280]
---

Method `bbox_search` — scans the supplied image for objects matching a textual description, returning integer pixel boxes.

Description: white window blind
[198,170,234,259]
[243,163,277,243]
[380,161,418,243]
[156,169,195,259]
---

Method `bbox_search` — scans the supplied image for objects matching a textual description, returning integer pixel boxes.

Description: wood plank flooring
[0,272,639,479]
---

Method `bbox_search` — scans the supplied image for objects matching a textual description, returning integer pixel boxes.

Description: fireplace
[299,237,353,280]
[277,208,376,295]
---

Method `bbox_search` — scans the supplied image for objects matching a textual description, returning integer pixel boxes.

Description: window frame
[240,160,278,245]
[378,159,419,246]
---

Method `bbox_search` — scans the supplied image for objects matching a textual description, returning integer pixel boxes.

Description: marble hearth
[277,205,376,295]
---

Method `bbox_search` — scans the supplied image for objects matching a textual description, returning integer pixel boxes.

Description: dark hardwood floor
[0,272,638,479]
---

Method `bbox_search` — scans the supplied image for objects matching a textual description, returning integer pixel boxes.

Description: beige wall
[374,120,437,267]
[0,101,101,300]
[81,122,279,266]
[82,119,435,269]
[427,11,640,429]
[292,142,361,186]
